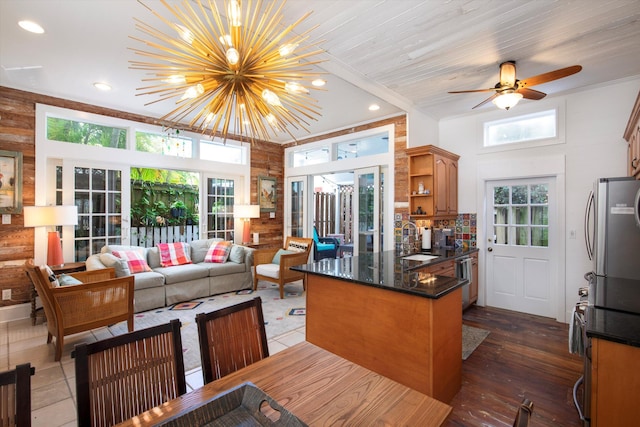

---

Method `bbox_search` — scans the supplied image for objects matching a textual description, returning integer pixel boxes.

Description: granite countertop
[291,249,476,299]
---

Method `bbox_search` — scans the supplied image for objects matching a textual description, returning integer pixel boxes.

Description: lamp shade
[233,205,260,219]
[24,205,78,227]
[492,92,523,110]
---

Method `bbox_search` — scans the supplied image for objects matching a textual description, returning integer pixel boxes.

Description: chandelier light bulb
[262,89,282,106]
[228,0,242,27]
[219,34,232,46]
[266,113,277,126]
[279,43,298,57]
[226,48,240,65]
[165,75,186,84]
[285,82,309,94]
[182,84,204,100]
[176,24,194,44]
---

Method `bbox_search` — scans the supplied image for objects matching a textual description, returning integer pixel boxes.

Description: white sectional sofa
[85,238,255,313]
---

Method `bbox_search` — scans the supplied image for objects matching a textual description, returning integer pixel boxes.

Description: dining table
[115,341,452,426]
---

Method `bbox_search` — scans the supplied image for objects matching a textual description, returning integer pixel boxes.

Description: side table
[29,261,86,325]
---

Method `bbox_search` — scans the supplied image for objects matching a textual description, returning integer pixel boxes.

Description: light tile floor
[0,317,306,427]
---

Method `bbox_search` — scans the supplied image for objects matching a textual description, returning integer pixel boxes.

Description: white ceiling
[2,0,640,144]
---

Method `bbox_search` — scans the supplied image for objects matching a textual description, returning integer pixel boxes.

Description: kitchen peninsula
[292,250,473,403]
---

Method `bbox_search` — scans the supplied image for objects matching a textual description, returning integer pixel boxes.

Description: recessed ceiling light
[18,20,44,34]
[312,79,326,87]
[93,82,112,91]
[369,104,380,111]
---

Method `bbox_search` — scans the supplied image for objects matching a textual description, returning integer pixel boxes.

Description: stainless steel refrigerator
[585,177,640,280]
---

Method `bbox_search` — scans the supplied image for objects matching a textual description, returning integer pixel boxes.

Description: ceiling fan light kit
[449,61,582,111]
[129,0,326,142]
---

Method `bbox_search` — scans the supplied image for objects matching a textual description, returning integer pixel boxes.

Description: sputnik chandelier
[130,0,325,142]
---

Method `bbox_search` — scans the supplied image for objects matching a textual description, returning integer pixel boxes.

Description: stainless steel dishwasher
[456,256,472,309]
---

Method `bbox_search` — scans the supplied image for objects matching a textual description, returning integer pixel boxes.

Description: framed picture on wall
[258,176,277,212]
[0,150,23,214]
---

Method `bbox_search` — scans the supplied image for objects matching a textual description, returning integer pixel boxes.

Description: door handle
[487,247,493,252]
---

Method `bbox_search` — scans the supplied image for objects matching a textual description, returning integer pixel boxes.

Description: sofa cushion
[198,261,246,277]
[99,253,131,277]
[255,263,280,279]
[112,250,152,274]
[157,242,192,267]
[204,241,232,263]
[287,240,311,253]
[131,271,166,291]
[153,263,209,285]
[190,238,223,264]
[228,245,245,264]
[42,265,59,287]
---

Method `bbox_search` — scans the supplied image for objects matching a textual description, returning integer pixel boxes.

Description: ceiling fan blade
[517,87,547,100]
[472,93,499,109]
[518,65,582,88]
[448,88,496,94]
[499,61,516,87]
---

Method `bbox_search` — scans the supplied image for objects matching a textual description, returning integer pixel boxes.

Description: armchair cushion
[287,240,311,253]
[255,263,280,279]
[57,274,82,286]
[43,265,59,287]
[272,249,294,264]
[157,242,192,267]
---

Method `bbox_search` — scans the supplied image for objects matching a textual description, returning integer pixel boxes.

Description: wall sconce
[24,205,78,266]
[233,205,260,245]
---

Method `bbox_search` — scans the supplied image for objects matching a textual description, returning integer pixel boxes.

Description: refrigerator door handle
[584,190,594,261]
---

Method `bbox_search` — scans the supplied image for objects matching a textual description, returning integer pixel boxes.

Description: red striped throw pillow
[112,250,152,274]
[204,241,232,263]
[157,242,192,267]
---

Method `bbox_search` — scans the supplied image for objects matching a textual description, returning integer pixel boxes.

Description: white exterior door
[353,167,381,256]
[485,177,557,317]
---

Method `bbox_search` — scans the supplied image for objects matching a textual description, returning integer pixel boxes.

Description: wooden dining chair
[73,319,187,427]
[513,398,534,427]
[196,297,269,384]
[0,363,36,427]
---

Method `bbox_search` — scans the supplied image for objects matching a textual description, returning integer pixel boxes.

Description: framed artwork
[0,150,23,214]
[258,176,277,212]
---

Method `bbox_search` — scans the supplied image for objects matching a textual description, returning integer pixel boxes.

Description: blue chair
[313,227,340,260]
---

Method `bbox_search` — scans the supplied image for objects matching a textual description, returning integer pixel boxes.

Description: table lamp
[24,205,78,266]
[233,205,260,245]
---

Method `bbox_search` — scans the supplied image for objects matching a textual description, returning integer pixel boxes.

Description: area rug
[462,324,490,360]
[108,281,306,372]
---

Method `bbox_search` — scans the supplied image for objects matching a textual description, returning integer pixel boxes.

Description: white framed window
[200,139,244,164]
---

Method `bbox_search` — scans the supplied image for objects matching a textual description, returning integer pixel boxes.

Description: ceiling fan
[449,61,582,110]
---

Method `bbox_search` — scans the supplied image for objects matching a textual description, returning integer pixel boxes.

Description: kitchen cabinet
[470,252,478,305]
[407,145,459,219]
[590,338,640,426]
[623,91,640,179]
[422,259,456,278]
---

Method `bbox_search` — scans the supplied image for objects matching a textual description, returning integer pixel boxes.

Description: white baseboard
[0,303,30,324]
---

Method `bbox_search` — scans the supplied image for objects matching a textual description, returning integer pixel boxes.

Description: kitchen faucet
[400,221,419,255]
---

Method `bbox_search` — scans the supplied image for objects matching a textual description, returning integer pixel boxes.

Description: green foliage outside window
[47,117,127,148]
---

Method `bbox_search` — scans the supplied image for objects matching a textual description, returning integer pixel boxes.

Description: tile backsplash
[395,213,477,252]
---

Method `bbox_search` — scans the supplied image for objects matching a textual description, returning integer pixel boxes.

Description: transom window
[493,183,549,247]
[484,109,557,148]
[47,117,127,148]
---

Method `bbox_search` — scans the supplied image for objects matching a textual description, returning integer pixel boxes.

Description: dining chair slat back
[196,297,269,384]
[73,319,186,427]
[0,363,35,427]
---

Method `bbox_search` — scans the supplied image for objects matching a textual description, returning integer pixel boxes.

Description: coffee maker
[433,228,454,249]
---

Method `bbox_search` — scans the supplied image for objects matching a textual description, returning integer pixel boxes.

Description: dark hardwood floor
[446,305,584,426]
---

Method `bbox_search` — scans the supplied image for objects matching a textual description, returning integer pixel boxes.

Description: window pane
[200,140,244,164]
[512,185,527,204]
[514,226,528,245]
[291,146,329,167]
[531,206,548,225]
[335,132,388,160]
[512,206,528,225]
[494,207,509,225]
[494,226,508,245]
[484,109,556,147]
[47,117,127,148]
[530,184,548,204]
[494,186,509,205]
[75,167,90,189]
[532,227,548,247]
[136,131,192,158]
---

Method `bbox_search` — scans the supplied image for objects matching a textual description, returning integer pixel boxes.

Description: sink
[402,254,439,262]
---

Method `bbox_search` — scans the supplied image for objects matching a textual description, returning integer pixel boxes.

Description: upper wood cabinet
[623,91,640,179]
[407,145,460,219]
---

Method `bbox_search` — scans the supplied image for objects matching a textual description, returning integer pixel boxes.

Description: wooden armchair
[25,260,134,361]
[253,236,313,298]
[0,363,35,427]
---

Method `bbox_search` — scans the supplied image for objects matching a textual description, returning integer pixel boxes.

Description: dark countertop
[586,275,640,348]
[291,249,477,299]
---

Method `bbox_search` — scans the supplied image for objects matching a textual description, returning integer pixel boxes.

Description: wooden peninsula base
[306,274,462,403]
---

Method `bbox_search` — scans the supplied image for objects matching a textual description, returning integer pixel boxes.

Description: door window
[493,183,549,247]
